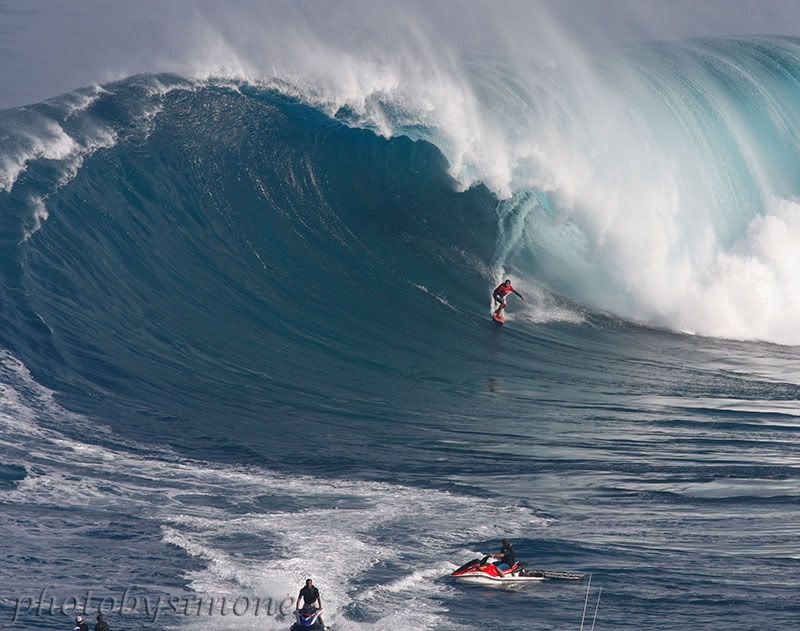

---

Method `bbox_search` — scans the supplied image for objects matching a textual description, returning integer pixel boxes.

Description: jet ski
[290,606,324,630]
[450,555,584,586]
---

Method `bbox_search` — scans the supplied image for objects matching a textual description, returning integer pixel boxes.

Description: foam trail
[0,349,545,630]
[412,283,458,311]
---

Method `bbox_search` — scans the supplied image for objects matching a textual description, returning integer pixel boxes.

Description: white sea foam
[48,84,109,117]
[55,125,117,187]
[675,195,800,343]
[516,284,585,325]
[12,123,118,239]
[22,195,50,241]
[0,122,79,192]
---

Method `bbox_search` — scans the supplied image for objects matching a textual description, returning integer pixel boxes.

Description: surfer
[493,279,524,319]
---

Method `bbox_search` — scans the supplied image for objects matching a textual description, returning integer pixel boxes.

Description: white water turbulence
[0,349,545,630]
[478,36,800,345]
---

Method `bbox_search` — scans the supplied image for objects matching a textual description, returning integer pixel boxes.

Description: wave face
[1,76,508,456]
[1,38,800,631]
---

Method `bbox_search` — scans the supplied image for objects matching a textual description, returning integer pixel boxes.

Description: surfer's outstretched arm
[513,290,525,300]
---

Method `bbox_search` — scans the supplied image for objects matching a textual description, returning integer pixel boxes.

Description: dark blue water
[1,52,799,630]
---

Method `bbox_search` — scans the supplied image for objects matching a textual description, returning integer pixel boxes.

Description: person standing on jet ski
[494,539,516,571]
[296,578,324,628]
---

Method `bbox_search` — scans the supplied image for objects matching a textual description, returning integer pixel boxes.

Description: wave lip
[0,120,79,193]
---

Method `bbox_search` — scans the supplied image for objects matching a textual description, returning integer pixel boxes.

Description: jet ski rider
[494,539,516,571]
[296,578,324,628]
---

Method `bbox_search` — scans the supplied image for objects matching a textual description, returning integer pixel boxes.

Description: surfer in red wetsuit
[493,279,524,318]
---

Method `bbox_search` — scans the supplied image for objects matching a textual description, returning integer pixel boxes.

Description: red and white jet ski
[451,556,584,586]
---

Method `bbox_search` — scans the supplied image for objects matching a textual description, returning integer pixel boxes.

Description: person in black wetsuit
[73,616,89,631]
[295,578,324,628]
[94,613,110,631]
[494,539,516,571]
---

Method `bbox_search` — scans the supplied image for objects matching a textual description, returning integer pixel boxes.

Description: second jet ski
[450,555,584,586]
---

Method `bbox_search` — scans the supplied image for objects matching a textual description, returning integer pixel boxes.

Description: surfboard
[492,313,505,325]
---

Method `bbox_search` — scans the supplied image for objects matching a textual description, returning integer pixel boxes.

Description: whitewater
[1,7,800,630]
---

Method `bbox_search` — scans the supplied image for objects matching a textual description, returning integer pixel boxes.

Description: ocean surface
[1,36,800,630]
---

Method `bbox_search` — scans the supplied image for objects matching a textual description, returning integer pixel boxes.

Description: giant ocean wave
[3,36,800,362]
